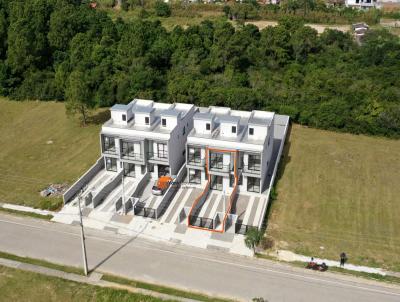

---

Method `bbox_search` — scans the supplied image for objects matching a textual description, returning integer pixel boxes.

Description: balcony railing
[187,155,205,167]
[121,152,144,161]
[148,151,168,161]
[243,163,261,174]
[209,160,231,172]
[103,147,117,155]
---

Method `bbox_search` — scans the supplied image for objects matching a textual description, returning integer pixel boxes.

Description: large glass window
[123,162,135,177]
[210,152,224,169]
[102,136,116,154]
[247,154,261,172]
[189,169,201,184]
[157,143,168,159]
[105,157,117,172]
[121,141,141,160]
[188,146,202,164]
[247,177,260,193]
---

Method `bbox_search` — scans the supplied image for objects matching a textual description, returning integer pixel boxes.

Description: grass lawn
[101,7,226,31]
[0,98,103,209]
[267,124,400,272]
[0,265,171,302]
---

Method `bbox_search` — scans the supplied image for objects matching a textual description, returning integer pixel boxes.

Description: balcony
[243,163,261,175]
[102,147,117,155]
[209,160,231,173]
[148,151,169,162]
[121,152,144,162]
[187,154,206,167]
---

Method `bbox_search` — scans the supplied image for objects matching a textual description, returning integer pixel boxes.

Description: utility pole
[78,192,89,276]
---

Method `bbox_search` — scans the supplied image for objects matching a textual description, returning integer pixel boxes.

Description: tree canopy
[0,0,399,137]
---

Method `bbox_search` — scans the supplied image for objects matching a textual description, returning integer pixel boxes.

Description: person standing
[340,252,347,267]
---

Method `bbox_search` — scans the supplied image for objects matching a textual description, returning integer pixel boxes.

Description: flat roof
[111,104,131,111]
[161,109,181,118]
[133,106,155,114]
[217,115,240,123]
[194,112,214,121]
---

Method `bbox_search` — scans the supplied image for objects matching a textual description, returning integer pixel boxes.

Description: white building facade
[345,0,381,9]
[101,99,196,181]
[186,106,275,195]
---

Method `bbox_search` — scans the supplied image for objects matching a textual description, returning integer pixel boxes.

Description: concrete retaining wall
[63,157,104,204]
[257,115,290,229]
[131,172,150,198]
[92,170,123,208]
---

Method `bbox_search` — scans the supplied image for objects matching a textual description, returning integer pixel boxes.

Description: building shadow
[88,223,148,274]
[88,109,111,125]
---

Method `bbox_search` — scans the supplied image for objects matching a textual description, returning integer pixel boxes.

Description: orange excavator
[152,175,172,196]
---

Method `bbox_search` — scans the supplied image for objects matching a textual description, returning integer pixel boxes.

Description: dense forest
[0,0,399,137]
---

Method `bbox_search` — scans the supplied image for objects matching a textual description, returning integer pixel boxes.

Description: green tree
[244,228,263,253]
[65,70,94,126]
[154,0,171,17]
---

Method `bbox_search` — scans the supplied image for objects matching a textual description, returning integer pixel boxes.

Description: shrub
[154,0,171,17]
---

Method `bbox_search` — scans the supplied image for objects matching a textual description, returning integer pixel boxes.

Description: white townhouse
[101,99,196,180]
[186,106,275,195]
[345,0,381,9]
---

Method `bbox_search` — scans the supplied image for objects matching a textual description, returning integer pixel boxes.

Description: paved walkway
[270,250,400,278]
[0,257,199,302]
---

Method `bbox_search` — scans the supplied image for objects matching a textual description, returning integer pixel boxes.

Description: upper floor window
[249,127,254,136]
[145,116,149,125]
[232,126,237,134]
[122,114,126,121]
[162,118,166,127]
[103,136,116,153]
[206,123,211,131]
[183,126,186,135]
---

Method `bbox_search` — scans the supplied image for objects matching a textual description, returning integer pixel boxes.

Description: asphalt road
[0,213,399,302]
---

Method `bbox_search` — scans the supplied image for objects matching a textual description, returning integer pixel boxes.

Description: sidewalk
[269,249,400,278]
[0,257,199,302]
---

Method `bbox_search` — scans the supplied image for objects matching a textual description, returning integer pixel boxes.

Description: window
[210,152,224,170]
[157,143,168,158]
[145,116,150,125]
[183,126,186,135]
[123,162,135,177]
[188,147,201,164]
[141,165,146,174]
[247,177,260,193]
[162,118,166,127]
[206,123,210,131]
[103,136,116,153]
[232,126,236,134]
[105,157,117,172]
[268,136,271,146]
[249,127,254,136]
[248,154,261,171]
[189,169,201,184]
